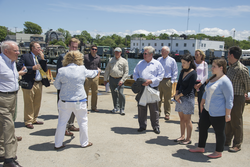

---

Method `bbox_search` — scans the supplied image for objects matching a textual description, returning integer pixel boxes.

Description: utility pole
[233,30,235,46]
[15,27,17,33]
[187,8,190,33]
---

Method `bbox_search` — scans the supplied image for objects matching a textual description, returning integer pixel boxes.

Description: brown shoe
[33,121,44,125]
[164,115,170,120]
[92,109,99,112]
[25,124,34,129]
[65,130,74,136]
[68,125,79,131]
[16,136,22,141]
[3,160,22,167]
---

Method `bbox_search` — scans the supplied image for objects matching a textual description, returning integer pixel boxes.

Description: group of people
[0,39,249,166]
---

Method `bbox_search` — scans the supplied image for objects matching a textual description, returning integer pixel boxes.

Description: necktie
[35,56,47,78]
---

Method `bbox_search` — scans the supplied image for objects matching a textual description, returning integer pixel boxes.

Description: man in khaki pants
[17,42,48,129]
[0,41,24,167]
[84,44,101,112]
[157,46,178,120]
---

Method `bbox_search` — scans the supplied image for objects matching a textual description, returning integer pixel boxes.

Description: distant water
[127,58,250,80]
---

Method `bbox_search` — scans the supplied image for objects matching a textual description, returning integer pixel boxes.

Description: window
[201,44,203,47]
[204,44,206,47]
[133,43,135,46]
[155,43,157,46]
[219,45,223,49]
[142,43,144,46]
[168,43,171,46]
[136,43,138,46]
[184,43,187,47]
[161,43,164,46]
[192,43,195,47]
[148,43,150,46]
[176,43,178,47]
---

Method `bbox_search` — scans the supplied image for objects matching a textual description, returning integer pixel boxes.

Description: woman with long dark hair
[189,58,233,158]
[174,54,197,145]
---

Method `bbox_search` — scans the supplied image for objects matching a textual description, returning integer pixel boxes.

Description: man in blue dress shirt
[0,41,24,167]
[133,46,164,134]
[157,46,178,120]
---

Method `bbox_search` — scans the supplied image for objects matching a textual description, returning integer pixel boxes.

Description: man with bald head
[0,41,23,167]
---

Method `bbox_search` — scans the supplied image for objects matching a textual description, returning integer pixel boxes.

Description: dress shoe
[153,127,160,134]
[164,115,170,120]
[0,156,4,162]
[16,136,22,142]
[54,145,65,150]
[68,125,79,131]
[137,127,146,132]
[65,130,74,136]
[189,148,205,153]
[25,124,34,129]
[228,147,241,153]
[92,109,99,112]
[33,121,44,125]
[3,160,22,167]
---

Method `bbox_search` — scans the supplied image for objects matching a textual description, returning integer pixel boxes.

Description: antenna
[187,8,190,33]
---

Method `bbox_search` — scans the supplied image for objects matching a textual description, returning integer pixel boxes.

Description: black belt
[34,81,41,83]
[0,91,18,94]
[163,78,171,80]
[110,76,122,79]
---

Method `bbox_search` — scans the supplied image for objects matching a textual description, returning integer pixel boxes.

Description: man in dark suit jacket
[56,38,80,136]
[17,41,47,129]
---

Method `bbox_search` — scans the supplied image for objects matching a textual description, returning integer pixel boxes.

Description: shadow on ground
[38,114,58,120]
[29,136,76,151]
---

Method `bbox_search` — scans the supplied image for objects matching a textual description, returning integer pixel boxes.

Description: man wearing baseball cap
[104,47,128,115]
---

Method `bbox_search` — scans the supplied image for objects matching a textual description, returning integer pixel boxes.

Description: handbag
[41,78,50,87]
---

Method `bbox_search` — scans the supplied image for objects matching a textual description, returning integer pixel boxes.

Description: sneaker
[111,108,118,113]
[120,109,125,115]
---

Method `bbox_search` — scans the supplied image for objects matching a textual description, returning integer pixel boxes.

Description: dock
[7,83,250,167]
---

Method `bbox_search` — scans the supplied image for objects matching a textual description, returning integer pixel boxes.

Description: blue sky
[1,0,250,40]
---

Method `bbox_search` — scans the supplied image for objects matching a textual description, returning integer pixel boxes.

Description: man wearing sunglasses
[104,47,129,115]
[56,38,80,136]
[84,45,101,112]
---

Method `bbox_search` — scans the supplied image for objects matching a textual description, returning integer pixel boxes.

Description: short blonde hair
[69,38,80,46]
[195,49,206,61]
[62,51,83,67]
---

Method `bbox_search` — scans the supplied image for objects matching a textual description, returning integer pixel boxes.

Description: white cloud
[49,3,250,17]
[83,28,250,41]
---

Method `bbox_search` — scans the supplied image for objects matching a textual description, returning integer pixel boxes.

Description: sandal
[174,137,185,142]
[82,142,93,148]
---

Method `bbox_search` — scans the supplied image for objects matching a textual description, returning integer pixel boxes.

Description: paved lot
[1,84,250,167]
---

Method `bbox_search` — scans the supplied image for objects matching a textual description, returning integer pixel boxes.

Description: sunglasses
[92,48,97,51]
[143,53,149,55]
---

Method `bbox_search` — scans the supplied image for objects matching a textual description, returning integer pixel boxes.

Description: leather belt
[0,91,18,94]
[163,78,171,80]
[110,76,122,79]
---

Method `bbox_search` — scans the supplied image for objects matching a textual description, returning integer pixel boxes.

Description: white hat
[114,47,122,52]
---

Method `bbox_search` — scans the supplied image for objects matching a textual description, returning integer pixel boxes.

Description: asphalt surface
[1,84,250,167]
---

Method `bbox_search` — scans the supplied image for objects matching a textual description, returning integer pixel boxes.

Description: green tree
[23,21,42,34]
[80,30,92,43]
[0,26,7,42]
[57,28,71,39]
[159,33,169,39]
[49,39,67,48]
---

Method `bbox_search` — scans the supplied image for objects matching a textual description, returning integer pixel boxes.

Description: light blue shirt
[133,58,164,87]
[54,63,98,101]
[0,53,19,92]
[157,56,178,83]
[31,52,42,81]
[203,75,234,117]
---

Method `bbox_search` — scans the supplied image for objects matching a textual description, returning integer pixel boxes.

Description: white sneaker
[120,110,125,115]
[111,108,118,113]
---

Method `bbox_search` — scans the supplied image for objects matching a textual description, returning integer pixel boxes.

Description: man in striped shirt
[225,46,250,152]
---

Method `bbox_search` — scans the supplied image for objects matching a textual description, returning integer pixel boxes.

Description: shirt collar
[230,60,239,67]
[31,52,36,58]
[67,63,78,67]
[1,53,13,63]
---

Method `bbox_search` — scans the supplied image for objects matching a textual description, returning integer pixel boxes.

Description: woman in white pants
[54,50,100,149]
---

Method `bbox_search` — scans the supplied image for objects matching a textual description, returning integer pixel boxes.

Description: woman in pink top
[194,49,208,117]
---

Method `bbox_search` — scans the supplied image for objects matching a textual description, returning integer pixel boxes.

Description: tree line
[1,22,250,50]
